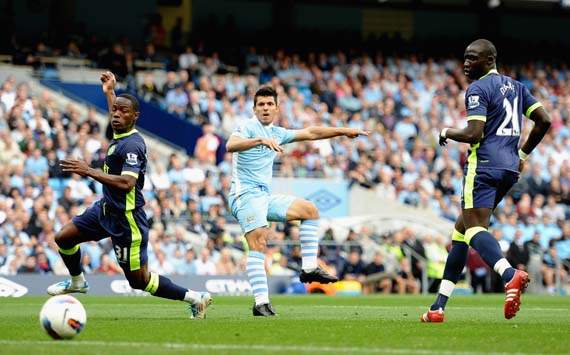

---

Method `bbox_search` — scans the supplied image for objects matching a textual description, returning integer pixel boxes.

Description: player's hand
[344,128,369,139]
[439,129,448,147]
[260,138,283,153]
[100,71,116,94]
[60,159,91,177]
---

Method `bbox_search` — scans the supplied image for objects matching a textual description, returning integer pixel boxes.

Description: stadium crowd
[0,45,569,294]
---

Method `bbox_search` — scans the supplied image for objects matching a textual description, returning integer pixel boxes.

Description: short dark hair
[254,86,278,106]
[118,93,140,112]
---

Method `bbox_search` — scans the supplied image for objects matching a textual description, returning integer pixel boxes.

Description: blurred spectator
[194,248,216,275]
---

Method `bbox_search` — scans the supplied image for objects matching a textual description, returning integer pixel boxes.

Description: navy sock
[144,273,187,301]
[58,245,83,276]
[431,294,449,311]
[501,268,516,283]
[443,241,469,283]
[430,240,468,311]
[468,230,515,283]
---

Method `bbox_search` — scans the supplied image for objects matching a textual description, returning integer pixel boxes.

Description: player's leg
[230,190,275,316]
[116,209,211,319]
[245,226,276,316]
[277,197,338,283]
[47,201,108,295]
[421,216,469,322]
[463,170,528,319]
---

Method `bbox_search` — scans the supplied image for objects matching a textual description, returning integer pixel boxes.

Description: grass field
[0,295,569,354]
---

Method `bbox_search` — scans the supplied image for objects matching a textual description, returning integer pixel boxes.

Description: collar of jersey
[113,129,138,139]
[478,69,499,80]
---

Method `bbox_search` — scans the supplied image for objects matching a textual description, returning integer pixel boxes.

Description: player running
[421,39,551,322]
[46,71,212,319]
[227,86,367,316]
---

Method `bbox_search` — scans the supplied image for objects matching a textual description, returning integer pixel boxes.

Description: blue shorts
[462,168,519,210]
[72,199,149,271]
[229,187,296,234]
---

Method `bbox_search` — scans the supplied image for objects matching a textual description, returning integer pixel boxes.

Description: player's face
[111,97,139,133]
[254,96,278,125]
[463,46,486,80]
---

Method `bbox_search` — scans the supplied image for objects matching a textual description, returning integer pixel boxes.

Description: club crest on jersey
[107,145,116,156]
[126,153,138,165]
[468,95,480,109]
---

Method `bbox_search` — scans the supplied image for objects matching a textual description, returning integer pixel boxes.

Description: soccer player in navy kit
[47,72,212,319]
[421,39,551,322]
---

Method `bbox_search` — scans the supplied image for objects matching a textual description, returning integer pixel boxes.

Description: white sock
[71,273,86,287]
[184,290,202,304]
[247,251,269,305]
[300,219,320,272]
[438,279,455,297]
[493,258,511,276]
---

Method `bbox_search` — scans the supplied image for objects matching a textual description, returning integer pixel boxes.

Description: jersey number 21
[497,96,521,136]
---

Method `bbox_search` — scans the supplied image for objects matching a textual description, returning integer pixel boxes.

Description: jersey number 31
[497,96,521,136]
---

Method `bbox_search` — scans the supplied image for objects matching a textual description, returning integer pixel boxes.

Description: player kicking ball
[226,86,368,316]
[47,72,212,319]
[421,39,551,322]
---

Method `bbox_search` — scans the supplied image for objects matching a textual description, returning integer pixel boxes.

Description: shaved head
[468,39,497,60]
[463,39,498,80]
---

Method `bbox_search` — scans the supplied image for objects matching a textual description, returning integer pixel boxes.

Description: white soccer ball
[39,295,87,340]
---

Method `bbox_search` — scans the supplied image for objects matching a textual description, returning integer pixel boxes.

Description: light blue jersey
[228,117,298,234]
[229,117,296,197]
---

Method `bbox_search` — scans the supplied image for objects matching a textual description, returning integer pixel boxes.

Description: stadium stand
[0,35,569,295]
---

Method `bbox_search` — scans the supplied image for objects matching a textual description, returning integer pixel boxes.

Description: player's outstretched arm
[439,120,485,146]
[60,159,136,191]
[226,135,283,153]
[292,127,368,142]
[100,71,117,117]
[518,106,551,170]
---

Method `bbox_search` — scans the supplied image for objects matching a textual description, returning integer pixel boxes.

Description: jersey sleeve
[274,126,297,145]
[465,84,488,122]
[521,85,542,118]
[231,121,254,139]
[119,140,145,179]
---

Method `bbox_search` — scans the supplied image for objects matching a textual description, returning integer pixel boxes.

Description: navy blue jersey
[465,69,542,172]
[102,129,146,211]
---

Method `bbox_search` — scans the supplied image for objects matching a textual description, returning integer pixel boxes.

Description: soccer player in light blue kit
[226,86,368,316]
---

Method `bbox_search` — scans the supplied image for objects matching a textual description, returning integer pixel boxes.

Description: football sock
[58,245,83,278]
[144,272,187,301]
[431,232,468,311]
[247,251,269,305]
[466,227,516,283]
[300,219,319,272]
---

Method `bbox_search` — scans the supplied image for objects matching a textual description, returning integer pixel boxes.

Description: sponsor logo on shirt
[468,95,480,109]
[126,153,138,165]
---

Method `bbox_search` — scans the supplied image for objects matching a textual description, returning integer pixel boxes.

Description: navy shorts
[72,200,149,271]
[462,169,519,210]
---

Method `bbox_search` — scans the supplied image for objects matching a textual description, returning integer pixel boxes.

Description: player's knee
[247,229,268,252]
[54,231,74,250]
[305,202,319,220]
[126,272,149,290]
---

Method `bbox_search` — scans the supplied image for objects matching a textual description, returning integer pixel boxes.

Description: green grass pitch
[0,295,568,354]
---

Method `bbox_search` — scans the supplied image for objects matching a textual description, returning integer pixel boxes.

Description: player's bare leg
[286,199,338,284]
[463,208,528,319]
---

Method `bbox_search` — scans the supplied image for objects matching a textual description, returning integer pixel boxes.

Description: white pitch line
[312,305,570,312]
[0,340,549,355]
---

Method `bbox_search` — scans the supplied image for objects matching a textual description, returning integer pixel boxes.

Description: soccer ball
[39,295,87,340]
